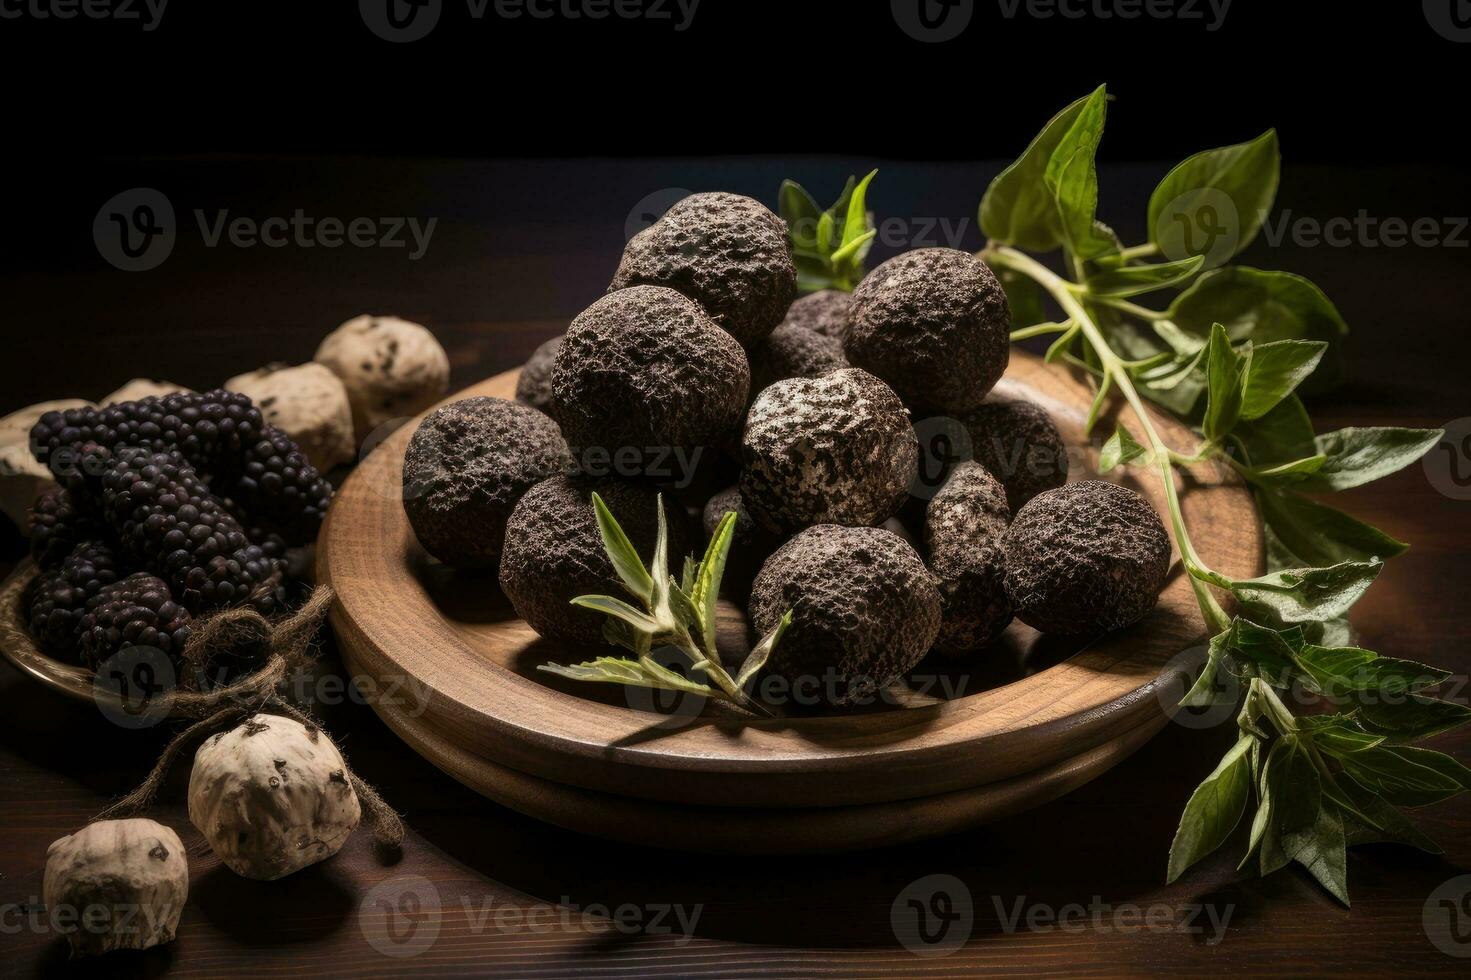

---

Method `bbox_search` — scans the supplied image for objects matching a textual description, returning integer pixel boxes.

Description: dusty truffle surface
[514,335,563,414]
[315,315,449,443]
[924,462,1013,654]
[748,524,941,706]
[553,286,749,470]
[740,368,917,534]
[845,248,1011,415]
[403,397,571,569]
[781,289,851,339]
[499,475,692,645]
[961,397,1069,512]
[1002,481,1171,635]
[748,321,849,397]
[609,192,797,347]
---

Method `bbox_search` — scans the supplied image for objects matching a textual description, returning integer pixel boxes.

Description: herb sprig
[781,169,879,292]
[537,494,790,718]
[976,84,1464,903]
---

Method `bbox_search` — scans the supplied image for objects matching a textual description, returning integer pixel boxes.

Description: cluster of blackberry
[22,391,333,669]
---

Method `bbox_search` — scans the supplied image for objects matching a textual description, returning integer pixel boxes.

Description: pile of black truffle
[22,391,334,674]
[404,191,1171,708]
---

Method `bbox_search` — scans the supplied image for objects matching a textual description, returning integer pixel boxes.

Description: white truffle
[188,713,361,881]
[0,399,92,529]
[103,379,192,405]
[315,315,450,443]
[43,818,188,958]
[225,362,355,472]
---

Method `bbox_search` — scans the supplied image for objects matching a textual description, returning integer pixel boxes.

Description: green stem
[1010,320,1073,342]
[987,245,1233,635]
[1096,296,1169,322]
[1117,242,1161,262]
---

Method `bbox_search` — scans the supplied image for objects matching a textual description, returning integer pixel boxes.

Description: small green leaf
[1355,694,1471,742]
[692,511,737,657]
[1282,803,1349,906]
[1297,715,1386,754]
[980,89,1095,251]
[1333,745,1471,808]
[1234,394,1316,467]
[779,180,822,249]
[648,495,674,629]
[737,609,792,689]
[569,595,661,634]
[1203,323,1245,440]
[1294,427,1445,492]
[590,492,654,605]
[1086,255,1205,297]
[1166,733,1255,883]
[839,169,877,251]
[1239,340,1327,420]
[1247,454,1327,484]
[1043,85,1116,260]
[1148,130,1280,264]
[1098,426,1147,473]
[537,655,714,697]
[1045,322,1081,363]
[1294,645,1449,698]
[1325,777,1443,853]
[1231,559,1382,625]
[1256,488,1408,567]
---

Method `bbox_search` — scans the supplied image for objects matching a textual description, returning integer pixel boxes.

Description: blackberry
[77,572,193,669]
[100,448,283,615]
[27,487,106,570]
[26,540,126,658]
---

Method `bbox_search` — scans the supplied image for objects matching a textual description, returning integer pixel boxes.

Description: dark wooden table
[2,159,1469,976]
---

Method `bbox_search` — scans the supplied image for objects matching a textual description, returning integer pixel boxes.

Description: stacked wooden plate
[316,350,1264,853]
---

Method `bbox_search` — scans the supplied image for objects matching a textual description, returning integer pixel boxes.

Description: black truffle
[403,397,572,569]
[77,572,193,669]
[961,398,1069,513]
[515,335,563,414]
[609,192,797,348]
[781,290,851,339]
[26,540,126,658]
[553,286,750,473]
[748,524,941,707]
[499,475,692,645]
[1002,481,1171,636]
[845,248,1011,415]
[748,321,849,398]
[924,462,1013,654]
[740,368,917,534]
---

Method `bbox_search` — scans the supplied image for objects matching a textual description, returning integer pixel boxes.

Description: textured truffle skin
[845,248,1011,415]
[28,540,126,658]
[961,398,1069,513]
[740,369,918,534]
[781,289,851,339]
[514,335,563,414]
[500,475,692,645]
[553,286,750,469]
[609,192,797,347]
[1002,481,1171,636]
[749,524,941,706]
[402,397,571,569]
[924,462,1013,654]
[44,818,188,958]
[77,572,193,669]
[188,713,361,881]
[748,321,849,397]
[315,315,450,443]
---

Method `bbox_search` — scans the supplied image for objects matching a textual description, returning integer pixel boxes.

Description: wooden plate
[319,351,1264,813]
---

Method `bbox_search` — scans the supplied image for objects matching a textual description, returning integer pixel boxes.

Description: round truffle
[748,321,849,397]
[924,462,1013,654]
[499,475,692,645]
[1002,481,1171,636]
[781,290,851,339]
[740,368,917,534]
[515,335,563,414]
[609,192,797,347]
[402,397,571,569]
[225,362,356,473]
[845,248,1010,415]
[315,315,450,443]
[961,397,1069,512]
[749,524,941,707]
[553,286,749,474]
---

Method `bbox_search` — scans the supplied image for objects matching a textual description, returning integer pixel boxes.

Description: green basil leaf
[1086,255,1205,298]
[1325,777,1443,853]
[1239,340,1327,420]
[779,180,822,249]
[1203,323,1245,440]
[1227,618,1300,680]
[1148,130,1280,265]
[1231,560,1381,625]
[1295,645,1449,698]
[1180,624,1236,708]
[1234,394,1316,467]
[1356,694,1471,742]
[1256,488,1408,566]
[1099,425,1147,473]
[1042,85,1116,259]
[1246,454,1327,485]
[1282,804,1349,906]
[1258,734,1321,876]
[1166,733,1255,883]
[1294,427,1445,492]
[980,89,1095,251]
[1334,745,1471,808]
[1296,715,1386,754]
